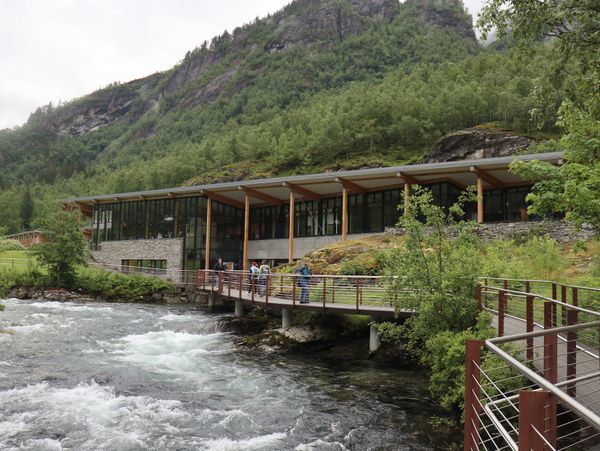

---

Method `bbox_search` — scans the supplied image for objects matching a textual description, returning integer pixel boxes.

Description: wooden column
[403,183,410,216]
[477,177,484,224]
[289,191,295,263]
[341,187,348,241]
[204,198,212,270]
[243,193,250,271]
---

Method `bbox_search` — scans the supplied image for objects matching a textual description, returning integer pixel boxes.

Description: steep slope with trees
[0,0,573,232]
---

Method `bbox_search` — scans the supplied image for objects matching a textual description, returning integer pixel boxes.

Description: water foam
[160,314,197,322]
[6,324,46,334]
[201,431,287,450]
[29,302,113,312]
[0,381,188,449]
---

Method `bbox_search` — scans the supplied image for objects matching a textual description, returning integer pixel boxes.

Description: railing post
[518,390,553,451]
[228,271,231,298]
[356,278,360,312]
[331,278,335,303]
[464,340,484,451]
[543,325,558,448]
[265,275,270,306]
[360,278,363,305]
[322,277,327,309]
[292,276,296,307]
[526,294,534,361]
[251,276,255,304]
[475,284,482,312]
[498,290,506,337]
[238,273,242,301]
[561,284,567,326]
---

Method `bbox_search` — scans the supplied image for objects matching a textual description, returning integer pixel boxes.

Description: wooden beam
[204,198,212,270]
[470,166,505,188]
[240,186,284,206]
[398,172,419,185]
[289,191,295,263]
[335,177,366,194]
[282,182,321,201]
[201,190,245,209]
[243,194,250,271]
[477,177,484,224]
[341,187,348,241]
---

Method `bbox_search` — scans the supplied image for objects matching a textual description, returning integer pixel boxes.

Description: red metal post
[323,277,327,309]
[356,279,360,311]
[211,271,215,292]
[228,272,231,298]
[238,273,242,301]
[360,278,363,305]
[526,295,534,361]
[475,285,482,312]
[561,284,567,326]
[464,340,484,451]
[503,279,508,291]
[519,390,553,451]
[498,290,506,337]
[251,277,255,304]
[292,277,296,307]
[265,275,270,306]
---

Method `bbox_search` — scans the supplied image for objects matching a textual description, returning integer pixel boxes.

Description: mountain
[0,0,564,233]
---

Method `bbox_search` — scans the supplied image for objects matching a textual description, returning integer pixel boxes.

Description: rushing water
[0,298,459,450]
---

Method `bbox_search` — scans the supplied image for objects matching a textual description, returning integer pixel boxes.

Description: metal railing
[466,278,600,450]
[192,269,393,310]
[85,263,395,310]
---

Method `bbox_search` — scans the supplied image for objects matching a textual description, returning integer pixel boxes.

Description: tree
[20,187,34,230]
[32,210,88,286]
[479,0,600,230]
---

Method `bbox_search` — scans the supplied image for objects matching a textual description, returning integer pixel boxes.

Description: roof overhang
[64,152,563,211]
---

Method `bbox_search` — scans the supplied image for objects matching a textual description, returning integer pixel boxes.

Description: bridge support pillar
[282,308,292,330]
[369,317,381,353]
[208,292,216,312]
[235,300,244,317]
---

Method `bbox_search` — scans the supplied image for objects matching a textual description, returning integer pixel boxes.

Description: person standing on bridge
[214,258,226,292]
[298,263,311,304]
[258,260,270,297]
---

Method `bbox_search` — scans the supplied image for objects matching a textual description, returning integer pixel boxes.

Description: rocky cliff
[425,127,536,163]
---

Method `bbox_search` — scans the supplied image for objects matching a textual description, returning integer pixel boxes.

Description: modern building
[5,230,46,247]
[64,152,563,279]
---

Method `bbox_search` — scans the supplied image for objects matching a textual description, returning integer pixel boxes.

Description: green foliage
[20,187,34,230]
[0,239,25,252]
[482,235,563,280]
[74,269,173,301]
[32,210,88,286]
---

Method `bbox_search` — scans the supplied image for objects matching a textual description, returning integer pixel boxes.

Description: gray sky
[0,0,485,129]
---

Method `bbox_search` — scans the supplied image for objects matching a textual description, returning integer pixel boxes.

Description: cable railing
[466,278,600,450]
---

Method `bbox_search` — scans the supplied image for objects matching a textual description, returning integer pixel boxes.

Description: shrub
[0,239,25,251]
[75,269,173,301]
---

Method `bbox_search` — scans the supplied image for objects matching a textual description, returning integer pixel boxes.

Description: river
[0,298,460,450]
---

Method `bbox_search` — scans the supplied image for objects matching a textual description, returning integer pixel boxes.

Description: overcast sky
[0,0,485,129]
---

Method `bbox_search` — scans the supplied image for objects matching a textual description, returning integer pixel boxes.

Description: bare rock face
[425,127,535,163]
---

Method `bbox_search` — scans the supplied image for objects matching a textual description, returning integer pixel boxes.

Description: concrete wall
[92,238,183,281]
[248,233,377,261]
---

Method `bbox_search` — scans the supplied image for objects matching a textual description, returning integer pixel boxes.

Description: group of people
[212,257,311,303]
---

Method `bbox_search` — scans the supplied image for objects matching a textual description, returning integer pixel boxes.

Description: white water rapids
[0,298,457,450]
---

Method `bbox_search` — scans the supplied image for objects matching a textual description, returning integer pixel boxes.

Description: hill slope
[0,0,564,233]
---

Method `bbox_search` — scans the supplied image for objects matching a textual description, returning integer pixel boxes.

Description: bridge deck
[200,285,404,319]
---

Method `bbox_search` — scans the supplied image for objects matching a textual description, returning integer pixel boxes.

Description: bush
[75,269,173,301]
[0,239,25,252]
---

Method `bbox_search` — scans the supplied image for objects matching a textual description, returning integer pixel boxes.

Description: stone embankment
[387,220,595,243]
[6,286,188,304]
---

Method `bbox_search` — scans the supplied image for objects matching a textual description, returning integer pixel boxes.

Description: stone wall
[386,220,596,243]
[92,238,183,280]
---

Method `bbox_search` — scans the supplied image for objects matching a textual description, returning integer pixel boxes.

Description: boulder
[425,127,535,163]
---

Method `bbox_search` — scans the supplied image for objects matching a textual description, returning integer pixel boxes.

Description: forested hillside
[0,0,572,232]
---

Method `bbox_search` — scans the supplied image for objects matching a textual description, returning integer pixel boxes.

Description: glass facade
[91,183,536,270]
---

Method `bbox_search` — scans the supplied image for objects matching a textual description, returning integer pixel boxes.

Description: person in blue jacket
[298,263,311,304]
